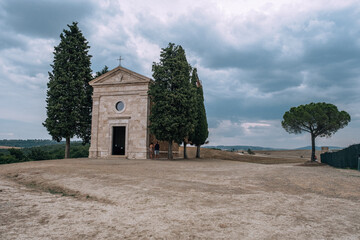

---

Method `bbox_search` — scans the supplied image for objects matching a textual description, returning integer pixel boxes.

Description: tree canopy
[282,102,351,161]
[148,43,195,159]
[43,22,92,158]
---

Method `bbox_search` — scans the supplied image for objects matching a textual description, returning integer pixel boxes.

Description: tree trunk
[196,145,201,158]
[183,141,188,159]
[168,141,173,160]
[311,133,316,161]
[65,137,70,159]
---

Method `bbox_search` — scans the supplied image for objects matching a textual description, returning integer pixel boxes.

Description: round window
[116,101,125,112]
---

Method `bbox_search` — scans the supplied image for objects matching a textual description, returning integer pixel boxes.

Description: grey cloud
[204,47,277,70]
[1,0,95,38]
[134,5,360,127]
[133,11,223,56]
[0,28,24,49]
[249,68,303,93]
[0,119,49,139]
[205,95,287,121]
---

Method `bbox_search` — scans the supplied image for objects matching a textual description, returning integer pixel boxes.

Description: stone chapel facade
[88,66,178,159]
[88,66,151,159]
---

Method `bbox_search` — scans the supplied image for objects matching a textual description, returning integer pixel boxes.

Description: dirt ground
[1,153,360,239]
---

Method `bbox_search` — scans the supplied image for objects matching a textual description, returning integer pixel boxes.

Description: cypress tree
[43,22,92,158]
[149,43,194,159]
[94,65,109,78]
[183,67,198,159]
[189,68,209,158]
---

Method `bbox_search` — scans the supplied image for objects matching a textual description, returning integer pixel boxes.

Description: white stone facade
[89,66,151,159]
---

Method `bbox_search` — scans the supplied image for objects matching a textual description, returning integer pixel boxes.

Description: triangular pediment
[89,66,151,86]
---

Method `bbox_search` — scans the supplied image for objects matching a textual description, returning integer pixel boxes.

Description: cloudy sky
[0,0,359,148]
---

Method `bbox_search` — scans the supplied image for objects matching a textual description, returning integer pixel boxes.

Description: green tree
[188,68,209,158]
[149,43,194,159]
[8,148,27,162]
[43,22,92,158]
[0,154,17,165]
[247,148,254,155]
[94,65,109,78]
[28,148,50,161]
[282,102,351,161]
[183,69,198,159]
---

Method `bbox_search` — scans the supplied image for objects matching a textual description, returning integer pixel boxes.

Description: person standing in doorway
[149,142,154,159]
[154,142,160,159]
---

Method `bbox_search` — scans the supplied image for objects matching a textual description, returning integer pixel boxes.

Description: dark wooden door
[112,126,125,155]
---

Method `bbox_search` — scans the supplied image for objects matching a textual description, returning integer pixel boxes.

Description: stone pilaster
[89,95,100,158]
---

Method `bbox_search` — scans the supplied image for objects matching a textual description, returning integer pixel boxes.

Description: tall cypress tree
[183,67,198,159]
[189,68,209,158]
[149,43,193,159]
[43,22,92,158]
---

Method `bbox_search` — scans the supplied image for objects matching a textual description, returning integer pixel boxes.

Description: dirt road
[1,158,359,239]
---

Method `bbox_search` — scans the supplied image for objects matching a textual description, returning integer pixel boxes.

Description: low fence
[321,144,360,170]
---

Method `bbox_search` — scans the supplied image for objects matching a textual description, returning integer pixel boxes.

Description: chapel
[88,66,177,159]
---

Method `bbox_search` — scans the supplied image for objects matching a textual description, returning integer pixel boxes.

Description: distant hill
[295,146,343,150]
[0,139,64,148]
[205,145,343,151]
[204,145,279,151]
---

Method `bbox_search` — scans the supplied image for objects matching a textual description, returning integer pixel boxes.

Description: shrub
[247,148,255,155]
[0,153,19,164]
[8,148,28,162]
[28,148,50,161]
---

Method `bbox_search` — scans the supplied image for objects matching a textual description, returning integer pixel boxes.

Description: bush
[0,154,18,164]
[0,142,90,164]
[8,148,27,161]
[71,146,89,158]
[0,149,26,164]
[247,148,255,155]
[28,148,50,161]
